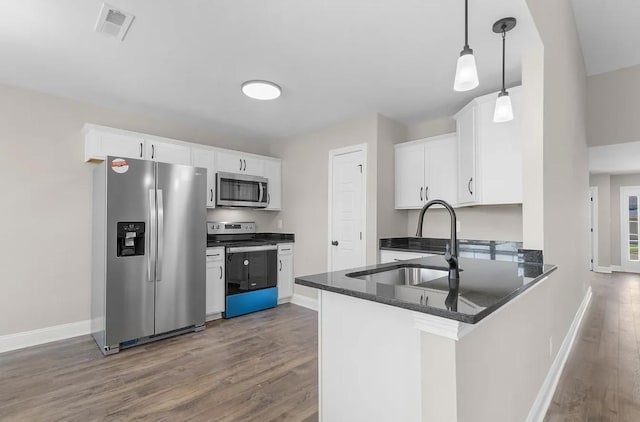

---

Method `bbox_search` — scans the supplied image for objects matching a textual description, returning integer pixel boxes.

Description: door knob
[331,240,339,246]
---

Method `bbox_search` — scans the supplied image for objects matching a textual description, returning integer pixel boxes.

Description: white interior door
[329,147,366,272]
[621,187,640,273]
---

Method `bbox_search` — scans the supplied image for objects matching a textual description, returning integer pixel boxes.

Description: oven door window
[226,250,277,296]
[219,177,261,203]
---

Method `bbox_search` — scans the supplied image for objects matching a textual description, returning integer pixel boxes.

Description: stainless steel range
[207,222,278,318]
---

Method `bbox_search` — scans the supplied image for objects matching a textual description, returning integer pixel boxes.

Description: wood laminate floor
[545,271,640,422]
[0,303,319,422]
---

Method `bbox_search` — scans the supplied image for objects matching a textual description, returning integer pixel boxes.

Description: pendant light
[453,0,479,92]
[492,17,517,123]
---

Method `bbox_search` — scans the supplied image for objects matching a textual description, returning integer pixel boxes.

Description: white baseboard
[0,319,91,354]
[290,293,319,311]
[526,287,593,422]
[611,265,624,272]
[594,266,612,274]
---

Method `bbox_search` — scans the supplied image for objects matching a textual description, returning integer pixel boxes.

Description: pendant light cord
[464,0,469,48]
[501,29,506,94]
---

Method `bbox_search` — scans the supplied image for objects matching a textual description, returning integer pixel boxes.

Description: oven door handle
[227,245,278,253]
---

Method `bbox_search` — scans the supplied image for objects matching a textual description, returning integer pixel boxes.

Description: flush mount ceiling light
[241,80,281,100]
[453,0,479,92]
[492,17,517,123]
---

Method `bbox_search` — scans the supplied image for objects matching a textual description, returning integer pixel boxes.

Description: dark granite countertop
[380,237,525,261]
[295,253,556,324]
[207,233,294,248]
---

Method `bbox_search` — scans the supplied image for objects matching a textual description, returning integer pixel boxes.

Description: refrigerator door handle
[148,189,156,282]
[157,189,164,281]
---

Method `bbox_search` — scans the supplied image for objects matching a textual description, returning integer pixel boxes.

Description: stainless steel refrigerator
[91,156,206,355]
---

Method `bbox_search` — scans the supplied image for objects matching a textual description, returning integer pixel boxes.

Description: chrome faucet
[416,199,460,286]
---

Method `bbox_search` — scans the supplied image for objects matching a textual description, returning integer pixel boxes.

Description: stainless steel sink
[345,265,449,286]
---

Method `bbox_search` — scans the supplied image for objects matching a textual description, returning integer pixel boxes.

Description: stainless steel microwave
[216,172,269,208]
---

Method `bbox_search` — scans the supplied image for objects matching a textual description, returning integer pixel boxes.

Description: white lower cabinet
[205,247,225,320]
[277,244,294,302]
[379,250,435,264]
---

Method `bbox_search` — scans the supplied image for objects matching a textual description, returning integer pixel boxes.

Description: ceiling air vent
[94,3,135,41]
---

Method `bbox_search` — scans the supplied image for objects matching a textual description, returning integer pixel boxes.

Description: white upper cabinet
[85,124,190,166]
[264,158,282,210]
[456,107,477,204]
[395,142,425,209]
[454,86,523,206]
[216,150,265,177]
[84,124,284,211]
[191,147,216,208]
[143,136,192,166]
[395,133,457,209]
[84,125,145,161]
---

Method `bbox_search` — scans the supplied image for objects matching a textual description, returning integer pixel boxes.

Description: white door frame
[589,187,598,271]
[620,186,640,273]
[327,143,367,272]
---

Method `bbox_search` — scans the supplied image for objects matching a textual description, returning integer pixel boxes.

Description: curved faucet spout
[416,199,459,286]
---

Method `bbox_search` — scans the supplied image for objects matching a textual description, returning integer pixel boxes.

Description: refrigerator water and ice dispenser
[116,222,145,257]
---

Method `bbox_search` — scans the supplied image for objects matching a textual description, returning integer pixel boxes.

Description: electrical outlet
[549,337,553,357]
[277,219,283,229]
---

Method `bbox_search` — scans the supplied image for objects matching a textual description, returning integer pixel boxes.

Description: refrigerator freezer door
[154,162,206,333]
[105,157,156,345]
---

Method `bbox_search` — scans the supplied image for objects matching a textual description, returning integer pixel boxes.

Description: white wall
[0,83,275,336]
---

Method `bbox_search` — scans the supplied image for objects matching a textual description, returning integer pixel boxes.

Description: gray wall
[0,83,275,336]
[587,64,640,146]
[448,0,591,419]
[407,205,523,241]
[589,173,611,267]
[269,115,379,299]
[376,115,409,245]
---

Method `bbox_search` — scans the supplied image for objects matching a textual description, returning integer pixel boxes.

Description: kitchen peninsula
[296,244,557,421]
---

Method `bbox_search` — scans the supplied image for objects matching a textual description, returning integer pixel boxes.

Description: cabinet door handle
[151,144,155,160]
[468,177,473,195]
[243,159,247,172]
[219,266,223,279]
[139,142,143,158]
[240,159,243,171]
[210,189,214,202]
[279,259,282,271]
[331,240,339,246]
[420,187,423,201]
[425,186,429,201]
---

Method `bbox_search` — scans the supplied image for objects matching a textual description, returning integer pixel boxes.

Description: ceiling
[0,0,541,142]
[571,0,640,76]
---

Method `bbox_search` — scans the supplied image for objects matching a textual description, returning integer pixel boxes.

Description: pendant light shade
[492,17,516,123]
[453,0,479,92]
[454,48,479,92]
[493,92,514,122]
